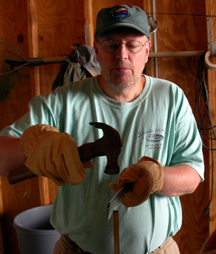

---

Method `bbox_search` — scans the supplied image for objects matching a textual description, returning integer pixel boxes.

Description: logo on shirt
[138,130,165,149]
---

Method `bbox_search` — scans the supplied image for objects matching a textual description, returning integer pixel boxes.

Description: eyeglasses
[97,39,148,53]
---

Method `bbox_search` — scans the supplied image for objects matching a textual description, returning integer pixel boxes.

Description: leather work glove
[19,124,94,186]
[109,156,164,207]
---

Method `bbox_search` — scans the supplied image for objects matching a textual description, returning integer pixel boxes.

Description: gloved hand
[19,124,94,186]
[109,156,164,207]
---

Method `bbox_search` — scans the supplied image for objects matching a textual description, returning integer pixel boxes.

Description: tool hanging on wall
[0,42,65,101]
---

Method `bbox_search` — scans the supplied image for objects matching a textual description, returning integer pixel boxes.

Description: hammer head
[90,122,122,175]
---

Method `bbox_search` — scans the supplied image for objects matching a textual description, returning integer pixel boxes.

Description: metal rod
[113,210,120,254]
[152,0,158,78]
[149,51,204,58]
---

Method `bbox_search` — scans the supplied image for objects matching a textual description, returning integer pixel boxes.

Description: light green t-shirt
[1,75,204,254]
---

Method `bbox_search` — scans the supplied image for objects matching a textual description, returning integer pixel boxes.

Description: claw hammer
[7,122,122,184]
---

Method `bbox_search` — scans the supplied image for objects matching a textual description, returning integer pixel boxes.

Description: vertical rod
[113,210,120,254]
[152,0,158,78]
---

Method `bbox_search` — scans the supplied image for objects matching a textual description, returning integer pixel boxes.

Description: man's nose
[116,43,129,60]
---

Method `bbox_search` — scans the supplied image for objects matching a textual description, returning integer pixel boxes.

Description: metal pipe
[149,51,204,58]
[152,0,158,77]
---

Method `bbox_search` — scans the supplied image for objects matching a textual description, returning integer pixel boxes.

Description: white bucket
[13,205,60,254]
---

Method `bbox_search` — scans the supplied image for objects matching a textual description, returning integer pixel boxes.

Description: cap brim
[86,68,100,76]
[95,23,149,39]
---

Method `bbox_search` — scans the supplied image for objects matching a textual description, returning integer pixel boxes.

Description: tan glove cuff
[137,156,164,193]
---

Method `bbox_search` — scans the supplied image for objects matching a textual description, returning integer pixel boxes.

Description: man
[0,5,204,254]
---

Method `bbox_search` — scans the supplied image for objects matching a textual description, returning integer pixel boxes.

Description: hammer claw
[88,122,122,175]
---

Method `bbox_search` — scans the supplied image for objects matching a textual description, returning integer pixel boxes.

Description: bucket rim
[13,205,60,235]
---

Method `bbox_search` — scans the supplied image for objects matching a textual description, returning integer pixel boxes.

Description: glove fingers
[108,182,123,193]
[118,164,145,183]
[122,177,153,207]
[24,132,67,185]
[23,128,89,186]
[53,133,87,185]
[20,124,95,186]
[109,159,158,207]
[19,124,59,157]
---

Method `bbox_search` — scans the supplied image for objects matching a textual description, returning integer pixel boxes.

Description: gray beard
[103,72,141,90]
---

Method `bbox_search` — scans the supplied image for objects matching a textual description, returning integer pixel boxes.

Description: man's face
[94,27,151,90]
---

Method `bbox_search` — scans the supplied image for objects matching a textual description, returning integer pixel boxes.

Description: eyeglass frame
[97,39,148,54]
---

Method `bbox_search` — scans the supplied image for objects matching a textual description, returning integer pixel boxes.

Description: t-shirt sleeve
[170,89,204,181]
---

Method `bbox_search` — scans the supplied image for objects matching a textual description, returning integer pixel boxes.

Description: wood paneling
[205,0,216,235]
[37,0,86,95]
[0,0,86,253]
[0,1,39,253]
[0,0,215,253]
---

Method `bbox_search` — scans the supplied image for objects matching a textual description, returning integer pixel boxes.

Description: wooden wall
[205,0,216,237]
[0,0,215,253]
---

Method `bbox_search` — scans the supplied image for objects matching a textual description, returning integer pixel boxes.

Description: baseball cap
[94,5,150,40]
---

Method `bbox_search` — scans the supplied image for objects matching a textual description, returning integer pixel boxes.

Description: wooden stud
[27,0,41,97]
[84,0,94,47]
[27,0,50,206]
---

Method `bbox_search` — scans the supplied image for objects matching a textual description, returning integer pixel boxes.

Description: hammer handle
[7,166,37,184]
[7,142,96,184]
[113,210,120,254]
[7,141,108,184]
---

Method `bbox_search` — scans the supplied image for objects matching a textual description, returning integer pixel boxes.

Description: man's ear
[144,40,151,63]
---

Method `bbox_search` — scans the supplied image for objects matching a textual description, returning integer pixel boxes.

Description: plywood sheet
[37,0,86,95]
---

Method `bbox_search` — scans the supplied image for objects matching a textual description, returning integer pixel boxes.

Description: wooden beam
[84,0,94,47]
[205,0,216,235]
[142,0,155,77]
[38,177,51,205]
[27,0,41,97]
[27,0,50,206]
